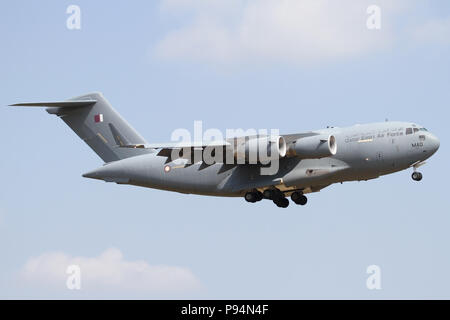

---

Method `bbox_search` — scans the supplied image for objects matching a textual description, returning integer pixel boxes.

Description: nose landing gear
[412,171,423,181]
[410,160,426,182]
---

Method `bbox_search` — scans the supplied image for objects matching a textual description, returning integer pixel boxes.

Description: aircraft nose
[428,132,440,154]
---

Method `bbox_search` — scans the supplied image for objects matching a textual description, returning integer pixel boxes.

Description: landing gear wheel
[244,192,257,203]
[412,172,423,181]
[263,189,272,199]
[255,191,263,201]
[263,189,274,199]
[263,188,282,200]
[291,191,302,203]
[245,191,264,203]
[295,195,308,206]
[292,191,307,205]
[274,197,289,208]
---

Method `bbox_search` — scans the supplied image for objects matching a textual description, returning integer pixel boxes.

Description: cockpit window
[406,128,413,135]
[413,128,419,133]
[419,128,428,131]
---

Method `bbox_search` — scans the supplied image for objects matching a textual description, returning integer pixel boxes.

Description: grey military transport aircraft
[11,92,440,208]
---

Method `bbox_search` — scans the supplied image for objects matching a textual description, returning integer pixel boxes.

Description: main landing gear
[274,197,290,208]
[244,188,308,208]
[291,191,307,206]
[411,171,423,181]
[244,190,263,203]
[263,188,289,208]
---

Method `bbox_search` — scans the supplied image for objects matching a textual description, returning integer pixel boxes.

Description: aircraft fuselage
[83,121,440,198]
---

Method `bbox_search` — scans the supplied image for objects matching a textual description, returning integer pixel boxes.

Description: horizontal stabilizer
[9,100,97,108]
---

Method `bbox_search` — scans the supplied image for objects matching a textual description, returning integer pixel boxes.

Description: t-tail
[10,92,153,163]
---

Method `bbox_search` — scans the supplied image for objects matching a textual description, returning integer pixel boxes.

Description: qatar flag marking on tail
[94,114,103,123]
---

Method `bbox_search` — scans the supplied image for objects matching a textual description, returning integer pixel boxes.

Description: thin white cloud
[19,248,202,295]
[154,0,405,66]
[413,16,450,45]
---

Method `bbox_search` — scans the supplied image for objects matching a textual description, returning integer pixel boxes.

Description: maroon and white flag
[94,114,103,123]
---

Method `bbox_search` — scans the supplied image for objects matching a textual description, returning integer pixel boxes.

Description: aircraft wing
[281,132,320,144]
[225,132,319,145]
[144,140,231,149]
[120,132,320,162]
[121,140,231,160]
[120,132,318,149]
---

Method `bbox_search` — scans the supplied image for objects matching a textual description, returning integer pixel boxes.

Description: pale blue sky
[1,0,449,298]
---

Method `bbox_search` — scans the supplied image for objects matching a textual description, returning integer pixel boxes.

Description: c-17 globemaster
[10,92,440,208]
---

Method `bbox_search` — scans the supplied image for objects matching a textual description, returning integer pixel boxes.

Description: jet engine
[289,134,337,159]
[234,136,287,163]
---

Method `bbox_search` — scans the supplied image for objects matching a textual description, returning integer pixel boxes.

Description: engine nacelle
[235,136,287,163]
[289,134,337,159]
